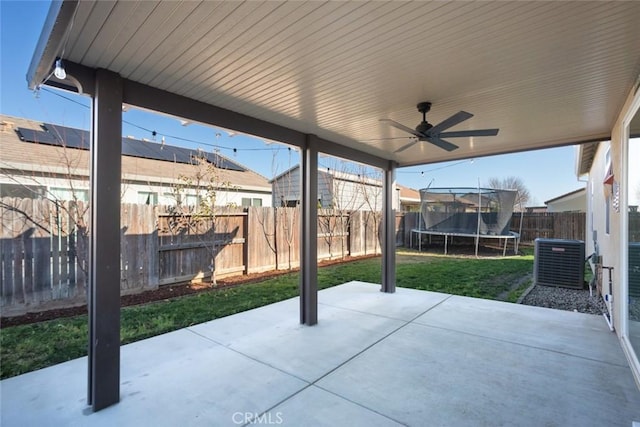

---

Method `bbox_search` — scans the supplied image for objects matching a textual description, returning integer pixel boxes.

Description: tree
[355,165,384,255]
[485,176,530,210]
[165,154,238,285]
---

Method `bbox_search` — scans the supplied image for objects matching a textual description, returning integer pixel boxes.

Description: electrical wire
[397,159,473,175]
[39,87,290,153]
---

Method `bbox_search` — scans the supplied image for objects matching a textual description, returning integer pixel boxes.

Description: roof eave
[27,0,79,90]
[575,141,600,177]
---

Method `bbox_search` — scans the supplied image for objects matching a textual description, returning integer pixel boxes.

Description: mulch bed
[0,254,379,328]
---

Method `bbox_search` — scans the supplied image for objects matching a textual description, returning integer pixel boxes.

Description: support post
[88,69,122,411]
[381,162,396,293]
[300,135,318,325]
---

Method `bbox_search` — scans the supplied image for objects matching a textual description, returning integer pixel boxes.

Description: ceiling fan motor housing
[416,121,433,134]
[416,102,433,134]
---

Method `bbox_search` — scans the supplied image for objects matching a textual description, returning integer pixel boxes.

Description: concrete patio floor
[2,281,640,426]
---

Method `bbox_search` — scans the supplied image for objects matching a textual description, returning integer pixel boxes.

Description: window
[50,187,89,202]
[138,191,158,205]
[0,183,46,199]
[242,197,263,207]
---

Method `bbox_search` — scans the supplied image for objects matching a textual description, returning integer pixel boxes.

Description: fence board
[246,204,277,272]
[349,211,363,256]
[1,238,14,302]
[512,212,585,242]
[275,207,299,270]
[363,211,381,255]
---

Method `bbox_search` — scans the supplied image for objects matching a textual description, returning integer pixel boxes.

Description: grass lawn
[0,248,533,379]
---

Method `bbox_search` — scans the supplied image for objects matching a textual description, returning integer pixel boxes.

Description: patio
[2,281,639,426]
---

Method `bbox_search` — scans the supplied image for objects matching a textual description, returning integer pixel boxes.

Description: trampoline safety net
[419,187,517,236]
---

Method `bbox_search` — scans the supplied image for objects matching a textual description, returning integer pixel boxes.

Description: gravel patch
[521,284,607,315]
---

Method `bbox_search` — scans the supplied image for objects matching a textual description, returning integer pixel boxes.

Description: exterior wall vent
[534,238,585,289]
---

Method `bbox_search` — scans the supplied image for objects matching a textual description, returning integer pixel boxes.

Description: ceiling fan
[379,102,499,153]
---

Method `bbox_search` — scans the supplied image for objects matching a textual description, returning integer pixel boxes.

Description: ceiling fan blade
[425,136,459,152]
[427,111,473,135]
[362,136,415,142]
[394,139,419,153]
[379,119,422,138]
[439,128,499,138]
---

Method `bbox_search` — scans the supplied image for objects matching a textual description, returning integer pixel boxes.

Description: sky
[1,1,587,207]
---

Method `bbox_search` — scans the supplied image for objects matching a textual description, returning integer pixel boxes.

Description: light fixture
[54,59,66,80]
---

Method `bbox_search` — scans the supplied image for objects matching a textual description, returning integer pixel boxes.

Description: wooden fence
[1,196,602,314]
[401,211,587,246]
[511,212,586,242]
[0,198,385,314]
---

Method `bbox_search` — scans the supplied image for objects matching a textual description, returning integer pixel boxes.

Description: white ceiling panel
[39,1,640,166]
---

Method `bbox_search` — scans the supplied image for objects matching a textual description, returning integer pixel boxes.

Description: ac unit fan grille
[534,238,585,289]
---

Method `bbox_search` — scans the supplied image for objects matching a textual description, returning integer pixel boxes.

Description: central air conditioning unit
[534,238,585,289]
[629,242,640,299]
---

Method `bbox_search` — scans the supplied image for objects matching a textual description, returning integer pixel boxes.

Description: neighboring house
[271,165,383,211]
[544,188,586,212]
[397,184,421,212]
[0,115,272,207]
[525,206,548,213]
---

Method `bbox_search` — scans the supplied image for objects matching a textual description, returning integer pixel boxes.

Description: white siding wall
[586,142,611,258]
[0,175,270,206]
[546,191,586,212]
[122,184,271,207]
[329,177,382,211]
[584,85,640,387]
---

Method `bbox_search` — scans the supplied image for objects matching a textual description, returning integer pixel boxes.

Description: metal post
[88,69,122,411]
[300,135,318,325]
[381,162,396,293]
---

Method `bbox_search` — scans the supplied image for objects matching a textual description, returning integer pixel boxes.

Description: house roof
[576,108,640,176]
[575,141,600,177]
[270,164,382,187]
[396,184,420,203]
[0,114,271,191]
[29,1,640,168]
[544,188,586,205]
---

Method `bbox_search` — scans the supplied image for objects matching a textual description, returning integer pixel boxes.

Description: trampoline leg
[503,238,507,256]
[444,236,448,255]
[475,235,479,258]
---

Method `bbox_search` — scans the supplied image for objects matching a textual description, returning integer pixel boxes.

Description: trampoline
[411,187,522,256]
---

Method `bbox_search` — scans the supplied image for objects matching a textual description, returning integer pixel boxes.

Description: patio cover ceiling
[29,1,640,168]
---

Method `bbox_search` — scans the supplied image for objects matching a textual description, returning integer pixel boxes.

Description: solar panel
[121,138,139,157]
[204,152,246,171]
[18,123,246,171]
[44,124,90,149]
[15,127,59,145]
